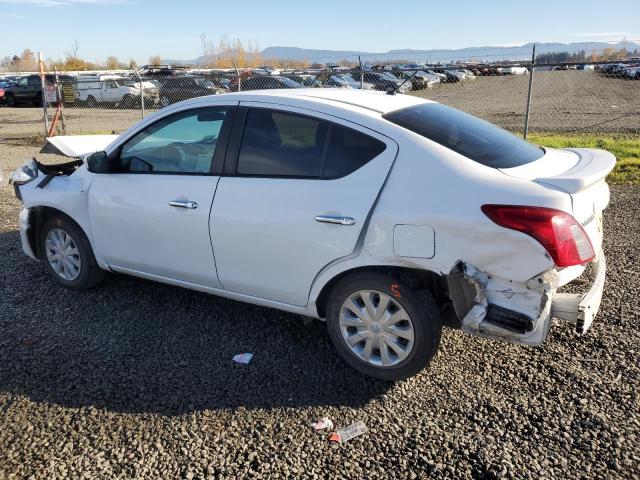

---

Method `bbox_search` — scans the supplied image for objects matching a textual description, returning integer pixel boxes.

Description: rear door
[210,104,397,306]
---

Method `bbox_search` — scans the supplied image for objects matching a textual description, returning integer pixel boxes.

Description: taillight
[481,205,595,267]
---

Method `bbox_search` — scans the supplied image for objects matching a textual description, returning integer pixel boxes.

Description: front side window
[383,102,544,168]
[18,78,28,87]
[119,107,227,173]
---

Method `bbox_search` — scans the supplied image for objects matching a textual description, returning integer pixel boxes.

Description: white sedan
[10,89,614,380]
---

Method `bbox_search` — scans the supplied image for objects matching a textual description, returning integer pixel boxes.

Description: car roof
[227,88,431,114]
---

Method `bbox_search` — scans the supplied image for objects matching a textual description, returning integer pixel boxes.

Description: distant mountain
[164,40,640,66]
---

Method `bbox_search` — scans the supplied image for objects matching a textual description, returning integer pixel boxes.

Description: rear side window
[383,103,544,168]
[323,126,386,178]
[236,109,386,178]
[237,109,327,177]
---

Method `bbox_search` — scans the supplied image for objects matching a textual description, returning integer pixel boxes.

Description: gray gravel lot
[0,144,639,479]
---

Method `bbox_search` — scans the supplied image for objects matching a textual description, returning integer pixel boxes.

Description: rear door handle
[169,200,198,209]
[315,215,356,225]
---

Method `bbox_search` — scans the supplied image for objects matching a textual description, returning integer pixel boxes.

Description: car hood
[41,134,119,157]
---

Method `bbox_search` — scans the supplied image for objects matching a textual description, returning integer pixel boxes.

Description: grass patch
[528,133,640,184]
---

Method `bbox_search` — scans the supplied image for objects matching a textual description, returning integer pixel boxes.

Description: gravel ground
[1,71,639,140]
[0,144,639,479]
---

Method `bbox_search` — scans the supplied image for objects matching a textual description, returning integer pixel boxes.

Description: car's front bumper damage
[448,251,606,345]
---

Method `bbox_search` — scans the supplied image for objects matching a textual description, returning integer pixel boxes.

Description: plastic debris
[328,421,368,444]
[232,353,253,364]
[311,417,333,432]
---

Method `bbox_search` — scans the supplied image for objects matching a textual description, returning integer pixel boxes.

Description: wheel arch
[26,206,94,261]
[313,265,459,327]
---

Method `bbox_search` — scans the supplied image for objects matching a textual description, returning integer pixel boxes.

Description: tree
[105,56,119,70]
[149,55,162,66]
[128,58,138,70]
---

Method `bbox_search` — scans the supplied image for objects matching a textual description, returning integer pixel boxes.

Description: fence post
[139,76,145,119]
[38,52,49,137]
[523,44,536,139]
[233,60,241,92]
[358,55,363,89]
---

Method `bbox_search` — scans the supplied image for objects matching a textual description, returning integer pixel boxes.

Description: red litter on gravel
[22,336,40,347]
[328,421,368,444]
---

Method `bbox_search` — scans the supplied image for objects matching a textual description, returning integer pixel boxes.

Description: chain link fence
[1,52,639,141]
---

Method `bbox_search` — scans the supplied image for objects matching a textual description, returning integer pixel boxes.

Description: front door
[88,105,234,288]
[210,104,397,306]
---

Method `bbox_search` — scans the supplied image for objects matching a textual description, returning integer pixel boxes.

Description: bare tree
[128,58,138,71]
[105,56,119,70]
[149,55,162,66]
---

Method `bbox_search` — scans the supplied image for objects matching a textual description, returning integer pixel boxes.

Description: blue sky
[0,0,639,63]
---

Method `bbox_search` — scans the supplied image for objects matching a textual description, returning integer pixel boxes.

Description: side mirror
[86,151,115,173]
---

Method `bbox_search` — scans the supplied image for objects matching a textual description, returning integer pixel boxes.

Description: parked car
[332,73,375,90]
[157,76,223,107]
[351,72,412,93]
[0,80,14,105]
[76,75,158,108]
[3,74,73,107]
[284,74,323,87]
[10,89,612,380]
[234,76,303,91]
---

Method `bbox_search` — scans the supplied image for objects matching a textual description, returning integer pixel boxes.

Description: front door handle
[315,215,356,225]
[169,200,198,209]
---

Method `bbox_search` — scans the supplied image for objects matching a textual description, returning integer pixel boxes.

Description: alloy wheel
[45,228,82,281]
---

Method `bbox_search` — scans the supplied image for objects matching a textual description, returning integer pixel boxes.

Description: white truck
[76,75,158,108]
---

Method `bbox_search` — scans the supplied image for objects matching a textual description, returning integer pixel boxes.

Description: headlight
[9,158,39,185]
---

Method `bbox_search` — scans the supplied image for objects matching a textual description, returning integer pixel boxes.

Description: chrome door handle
[169,200,198,209]
[315,215,356,225]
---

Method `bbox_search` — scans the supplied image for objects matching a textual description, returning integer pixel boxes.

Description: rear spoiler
[534,149,616,193]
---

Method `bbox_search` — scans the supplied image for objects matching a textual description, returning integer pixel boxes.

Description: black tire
[159,95,171,108]
[86,95,97,108]
[326,271,442,381]
[39,214,105,289]
[120,95,135,108]
[5,94,15,107]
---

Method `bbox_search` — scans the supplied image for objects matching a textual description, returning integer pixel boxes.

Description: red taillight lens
[481,205,595,267]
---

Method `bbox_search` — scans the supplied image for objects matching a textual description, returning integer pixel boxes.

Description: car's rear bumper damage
[447,251,606,345]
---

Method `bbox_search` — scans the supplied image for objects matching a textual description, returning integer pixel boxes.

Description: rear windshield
[383,103,544,168]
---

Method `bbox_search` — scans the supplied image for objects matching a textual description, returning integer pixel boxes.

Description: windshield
[278,77,303,88]
[195,78,214,88]
[381,72,401,81]
[383,103,544,168]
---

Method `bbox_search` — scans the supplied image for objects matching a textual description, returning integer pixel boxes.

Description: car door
[210,104,397,306]
[13,77,31,101]
[88,103,236,287]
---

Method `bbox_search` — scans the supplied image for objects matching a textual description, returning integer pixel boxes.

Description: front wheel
[159,95,171,108]
[326,272,441,381]
[5,94,16,107]
[40,215,105,289]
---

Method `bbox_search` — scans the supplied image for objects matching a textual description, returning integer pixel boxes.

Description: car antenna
[387,69,419,95]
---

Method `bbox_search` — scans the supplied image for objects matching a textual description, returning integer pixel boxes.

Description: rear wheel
[5,94,15,107]
[40,215,105,289]
[326,271,441,381]
[86,95,97,108]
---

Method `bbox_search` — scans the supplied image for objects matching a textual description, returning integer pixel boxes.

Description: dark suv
[157,76,224,107]
[3,74,73,107]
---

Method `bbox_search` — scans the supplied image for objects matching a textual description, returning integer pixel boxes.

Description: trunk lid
[499,148,615,252]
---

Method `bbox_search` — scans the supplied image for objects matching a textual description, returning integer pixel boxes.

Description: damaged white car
[10,89,614,380]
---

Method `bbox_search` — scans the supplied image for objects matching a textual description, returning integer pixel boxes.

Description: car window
[323,126,386,178]
[28,76,40,86]
[17,78,28,87]
[119,107,227,174]
[237,109,327,177]
[383,102,544,168]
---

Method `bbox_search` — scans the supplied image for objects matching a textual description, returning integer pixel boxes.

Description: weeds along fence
[2,57,639,141]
